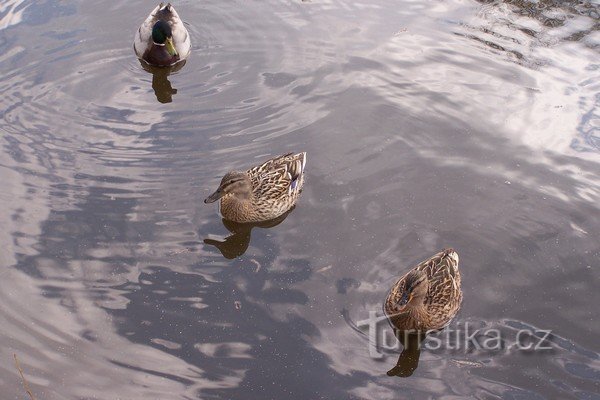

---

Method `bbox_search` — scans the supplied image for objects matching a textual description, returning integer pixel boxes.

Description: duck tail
[289,152,306,179]
[288,152,306,192]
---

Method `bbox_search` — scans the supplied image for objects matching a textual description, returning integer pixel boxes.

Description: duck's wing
[249,152,307,199]
[385,272,409,315]
[134,3,161,57]
[421,249,461,309]
[157,3,191,57]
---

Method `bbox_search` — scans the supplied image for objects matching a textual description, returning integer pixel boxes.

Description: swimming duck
[134,3,191,67]
[204,152,307,223]
[384,248,462,333]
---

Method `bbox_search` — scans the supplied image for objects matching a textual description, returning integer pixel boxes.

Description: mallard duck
[204,152,307,223]
[134,3,191,67]
[384,248,462,333]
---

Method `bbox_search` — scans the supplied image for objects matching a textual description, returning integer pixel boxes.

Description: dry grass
[13,354,36,400]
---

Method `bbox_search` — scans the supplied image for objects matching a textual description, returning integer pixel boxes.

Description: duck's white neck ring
[153,42,166,47]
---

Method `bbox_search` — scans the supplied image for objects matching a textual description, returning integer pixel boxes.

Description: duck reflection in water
[204,208,293,259]
[386,330,426,377]
[139,60,186,103]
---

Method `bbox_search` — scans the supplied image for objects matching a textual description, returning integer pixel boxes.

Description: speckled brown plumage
[384,248,462,333]
[205,152,306,223]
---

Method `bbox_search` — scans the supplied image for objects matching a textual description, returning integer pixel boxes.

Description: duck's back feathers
[134,4,160,59]
[248,152,307,200]
[157,4,190,57]
[417,249,462,314]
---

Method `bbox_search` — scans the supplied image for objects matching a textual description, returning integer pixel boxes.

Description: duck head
[152,20,178,57]
[396,270,429,312]
[205,172,252,203]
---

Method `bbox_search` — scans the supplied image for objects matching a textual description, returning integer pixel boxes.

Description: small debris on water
[452,359,483,367]
[316,265,333,273]
[250,259,261,273]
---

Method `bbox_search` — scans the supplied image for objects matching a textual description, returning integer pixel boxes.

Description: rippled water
[1,0,599,398]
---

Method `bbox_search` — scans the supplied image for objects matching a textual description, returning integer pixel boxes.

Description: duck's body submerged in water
[134,3,191,66]
[384,248,462,333]
[205,152,307,223]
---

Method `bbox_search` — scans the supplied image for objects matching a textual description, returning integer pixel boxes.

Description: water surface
[1,0,599,398]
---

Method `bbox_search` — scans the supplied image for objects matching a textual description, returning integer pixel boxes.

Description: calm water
[1,0,599,398]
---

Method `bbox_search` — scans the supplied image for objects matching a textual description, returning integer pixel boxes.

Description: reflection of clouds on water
[462,0,600,154]
[2,186,252,399]
[0,0,77,30]
[0,0,30,30]
[0,270,242,399]
[290,0,600,156]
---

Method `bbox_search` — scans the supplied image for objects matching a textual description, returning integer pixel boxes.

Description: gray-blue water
[1,0,599,398]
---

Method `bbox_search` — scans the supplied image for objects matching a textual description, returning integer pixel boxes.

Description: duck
[384,248,462,333]
[204,152,307,223]
[134,3,191,67]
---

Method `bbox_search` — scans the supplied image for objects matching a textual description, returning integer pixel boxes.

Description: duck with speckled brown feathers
[384,248,463,333]
[204,153,307,223]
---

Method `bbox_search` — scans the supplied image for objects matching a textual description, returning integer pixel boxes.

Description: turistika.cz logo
[356,311,553,358]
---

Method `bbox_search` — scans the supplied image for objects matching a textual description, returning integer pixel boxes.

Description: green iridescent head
[151,20,177,56]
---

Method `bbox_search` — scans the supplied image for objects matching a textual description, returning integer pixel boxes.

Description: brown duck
[204,152,306,223]
[384,248,462,333]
